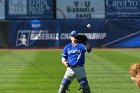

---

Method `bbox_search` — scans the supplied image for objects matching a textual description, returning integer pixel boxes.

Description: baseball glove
[75,35,88,45]
[129,63,140,88]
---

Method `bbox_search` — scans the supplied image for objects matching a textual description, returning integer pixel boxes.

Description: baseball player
[58,30,92,93]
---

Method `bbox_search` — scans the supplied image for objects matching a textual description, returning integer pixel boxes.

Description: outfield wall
[0,21,8,48]
[8,19,140,48]
[0,0,140,48]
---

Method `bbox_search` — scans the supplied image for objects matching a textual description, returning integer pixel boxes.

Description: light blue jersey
[62,43,91,67]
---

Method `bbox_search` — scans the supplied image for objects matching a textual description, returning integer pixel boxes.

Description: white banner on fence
[0,0,5,19]
[56,0,105,19]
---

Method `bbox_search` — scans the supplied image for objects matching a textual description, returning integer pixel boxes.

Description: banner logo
[16,30,30,46]
[31,19,41,30]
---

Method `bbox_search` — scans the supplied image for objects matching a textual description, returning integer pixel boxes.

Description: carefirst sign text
[106,0,139,8]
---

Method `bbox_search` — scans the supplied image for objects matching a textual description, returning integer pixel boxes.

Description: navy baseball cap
[70,30,78,36]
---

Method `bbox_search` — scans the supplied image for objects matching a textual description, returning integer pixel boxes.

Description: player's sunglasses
[71,35,77,37]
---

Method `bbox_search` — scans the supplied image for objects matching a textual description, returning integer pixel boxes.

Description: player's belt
[70,64,83,68]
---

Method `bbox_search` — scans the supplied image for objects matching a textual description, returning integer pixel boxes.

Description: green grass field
[0,49,140,93]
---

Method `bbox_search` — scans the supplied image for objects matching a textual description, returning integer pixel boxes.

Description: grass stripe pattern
[0,49,140,93]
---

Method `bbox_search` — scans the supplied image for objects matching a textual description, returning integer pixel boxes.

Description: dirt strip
[0,48,140,51]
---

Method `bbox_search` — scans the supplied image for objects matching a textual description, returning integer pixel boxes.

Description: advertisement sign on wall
[9,19,140,48]
[9,19,107,48]
[57,0,105,19]
[105,0,140,19]
[5,0,54,19]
